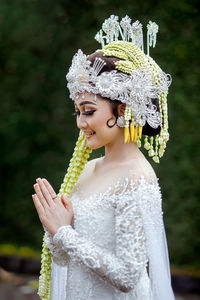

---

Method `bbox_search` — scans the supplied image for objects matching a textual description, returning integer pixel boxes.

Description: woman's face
[74,92,121,149]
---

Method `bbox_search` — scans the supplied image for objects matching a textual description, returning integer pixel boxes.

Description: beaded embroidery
[46,175,162,299]
[66,49,171,130]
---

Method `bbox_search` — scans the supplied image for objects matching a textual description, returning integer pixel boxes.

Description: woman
[32,15,174,300]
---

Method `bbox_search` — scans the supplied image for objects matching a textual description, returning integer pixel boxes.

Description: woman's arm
[52,187,148,292]
[44,228,70,266]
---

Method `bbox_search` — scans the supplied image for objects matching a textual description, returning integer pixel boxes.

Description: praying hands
[32,178,74,236]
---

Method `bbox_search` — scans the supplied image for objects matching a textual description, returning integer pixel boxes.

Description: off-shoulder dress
[45,158,174,300]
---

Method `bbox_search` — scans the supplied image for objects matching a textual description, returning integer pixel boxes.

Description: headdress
[66,15,172,163]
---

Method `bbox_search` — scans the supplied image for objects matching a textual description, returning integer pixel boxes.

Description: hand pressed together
[32,178,74,236]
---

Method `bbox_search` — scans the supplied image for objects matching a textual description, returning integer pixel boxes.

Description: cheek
[91,112,117,143]
[85,108,118,149]
[89,111,112,131]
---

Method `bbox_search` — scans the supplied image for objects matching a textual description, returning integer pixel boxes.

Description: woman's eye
[82,110,95,116]
[72,111,80,116]
[72,110,95,117]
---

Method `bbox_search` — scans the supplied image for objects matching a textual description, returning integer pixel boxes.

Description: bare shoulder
[78,157,101,183]
[123,155,158,183]
[84,157,101,172]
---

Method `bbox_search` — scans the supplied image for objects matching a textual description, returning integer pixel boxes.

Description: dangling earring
[116,116,126,127]
[107,117,117,128]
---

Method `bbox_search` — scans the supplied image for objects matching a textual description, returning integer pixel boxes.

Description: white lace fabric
[45,159,174,300]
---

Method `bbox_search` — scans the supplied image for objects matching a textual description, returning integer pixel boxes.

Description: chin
[86,141,103,150]
[86,137,105,150]
[85,133,112,149]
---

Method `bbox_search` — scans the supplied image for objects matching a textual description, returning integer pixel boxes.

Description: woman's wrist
[52,224,72,237]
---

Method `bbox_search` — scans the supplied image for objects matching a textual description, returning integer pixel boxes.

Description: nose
[76,115,87,130]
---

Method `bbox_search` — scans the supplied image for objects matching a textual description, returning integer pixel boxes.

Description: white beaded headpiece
[94,15,158,55]
[66,15,172,162]
[67,49,170,129]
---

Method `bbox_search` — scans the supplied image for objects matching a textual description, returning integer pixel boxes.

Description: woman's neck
[103,135,143,165]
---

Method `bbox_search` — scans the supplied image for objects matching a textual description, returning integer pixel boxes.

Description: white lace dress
[45,163,174,300]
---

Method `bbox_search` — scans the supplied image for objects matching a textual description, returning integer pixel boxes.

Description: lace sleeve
[44,229,70,266]
[52,186,148,292]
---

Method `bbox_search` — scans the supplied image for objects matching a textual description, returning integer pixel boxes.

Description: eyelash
[72,110,96,116]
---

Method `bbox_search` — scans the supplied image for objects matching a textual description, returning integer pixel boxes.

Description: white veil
[51,261,67,300]
[140,201,175,300]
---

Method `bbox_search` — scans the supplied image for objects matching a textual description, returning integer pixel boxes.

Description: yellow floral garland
[38,130,92,299]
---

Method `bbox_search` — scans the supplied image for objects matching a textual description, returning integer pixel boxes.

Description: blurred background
[0,0,200,298]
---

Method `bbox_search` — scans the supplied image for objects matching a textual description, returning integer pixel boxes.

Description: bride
[32,15,175,300]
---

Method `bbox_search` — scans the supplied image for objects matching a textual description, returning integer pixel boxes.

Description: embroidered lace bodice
[45,158,168,300]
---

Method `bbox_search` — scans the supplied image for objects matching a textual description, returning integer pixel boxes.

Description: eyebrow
[79,101,97,106]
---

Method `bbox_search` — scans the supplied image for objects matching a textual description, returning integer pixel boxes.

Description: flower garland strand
[38,130,92,300]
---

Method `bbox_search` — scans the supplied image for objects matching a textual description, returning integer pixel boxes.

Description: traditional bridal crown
[94,15,158,56]
[66,15,172,163]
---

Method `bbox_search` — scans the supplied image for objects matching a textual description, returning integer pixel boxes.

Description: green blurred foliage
[0,0,199,268]
[0,243,40,258]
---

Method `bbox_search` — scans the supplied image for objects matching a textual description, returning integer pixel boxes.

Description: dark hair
[87,52,161,136]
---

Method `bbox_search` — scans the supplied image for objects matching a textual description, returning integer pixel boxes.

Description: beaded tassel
[130,112,135,142]
[124,106,131,143]
[148,137,155,157]
[130,123,135,142]
[138,126,143,139]
[134,125,138,143]
[144,135,150,150]
[153,135,159,163]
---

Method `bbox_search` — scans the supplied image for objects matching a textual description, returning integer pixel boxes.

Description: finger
[32,194,47,226]
[67,200,73,214]
[42,178,57,202]
[61,194,68,208]
[32,194,45,216]
[36,178,54,206]
[33,183,49,209]
[62,195,73,213]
